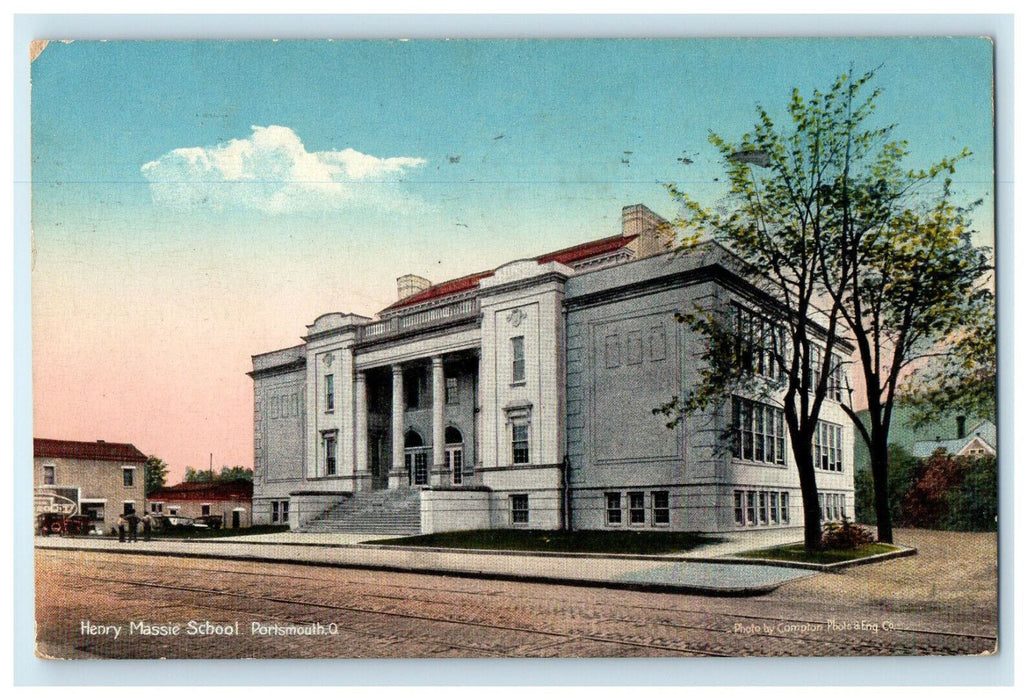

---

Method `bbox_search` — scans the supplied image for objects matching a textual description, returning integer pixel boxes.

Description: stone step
[299,488,421,535]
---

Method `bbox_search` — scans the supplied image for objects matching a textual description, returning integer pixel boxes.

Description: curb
[34,540,793,598]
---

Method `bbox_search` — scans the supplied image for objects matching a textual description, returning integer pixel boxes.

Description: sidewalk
[35,528,815,596]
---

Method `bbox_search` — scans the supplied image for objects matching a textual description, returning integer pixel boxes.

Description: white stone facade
[250,204,856,534]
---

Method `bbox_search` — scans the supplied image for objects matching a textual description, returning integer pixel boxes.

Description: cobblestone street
[34,529,997,659]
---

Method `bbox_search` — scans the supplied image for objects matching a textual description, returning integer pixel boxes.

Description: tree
[183,465,253,483]
[217,466,253,482]
[183,466,215,483]
[660,71,884,550]
[901,288,996,427]
[144,455,169,496]
[817,101,989,543]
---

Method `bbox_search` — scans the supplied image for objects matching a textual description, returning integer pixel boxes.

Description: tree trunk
[791,435,824,551]
[869,425,895,544]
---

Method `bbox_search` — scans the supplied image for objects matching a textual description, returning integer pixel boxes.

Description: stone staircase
[300,489,422,535]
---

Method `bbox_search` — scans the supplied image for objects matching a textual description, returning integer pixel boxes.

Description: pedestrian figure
[142,513,152,542]
[127,511,139,542]
[116,515,126,542]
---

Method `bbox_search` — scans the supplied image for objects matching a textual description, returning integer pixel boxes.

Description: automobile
[151,514,195,530]
[193,515,224,529]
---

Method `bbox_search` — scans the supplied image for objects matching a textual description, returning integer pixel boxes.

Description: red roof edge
[382,234,637,312]
[34,438,148,463]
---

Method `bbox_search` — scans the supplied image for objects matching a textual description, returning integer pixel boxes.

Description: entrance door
[445,426,464,485]
[232,510,241,529]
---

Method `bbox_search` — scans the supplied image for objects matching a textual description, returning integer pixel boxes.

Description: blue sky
[30,37,996,474]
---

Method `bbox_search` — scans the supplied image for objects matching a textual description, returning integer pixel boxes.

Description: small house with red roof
[34,438,148,533]
[148,479,253,529]
[249,203,856,536]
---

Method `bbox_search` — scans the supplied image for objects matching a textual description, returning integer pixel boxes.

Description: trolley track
[37,549,995,657]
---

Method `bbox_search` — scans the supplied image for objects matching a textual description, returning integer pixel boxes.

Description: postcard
[30,36,998,660]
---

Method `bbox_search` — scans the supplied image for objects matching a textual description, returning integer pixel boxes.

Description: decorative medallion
[507,308,527,328]
[322,353,334,367]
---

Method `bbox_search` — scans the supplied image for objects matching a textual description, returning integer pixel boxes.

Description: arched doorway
[445,426,464,485]
[404,429,428,486]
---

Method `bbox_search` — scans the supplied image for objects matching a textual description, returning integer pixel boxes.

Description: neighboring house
[34,438,148,533]
[148,479,253,528]
[853,408,997,469]
[250,203,856,534]
[913,418,997,460]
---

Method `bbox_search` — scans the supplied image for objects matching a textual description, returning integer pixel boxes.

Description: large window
[819,492,847,521]
[325,374,335,411]
[732,397,786,465]
[652,491,670,526]
[323,432,338,476]
[605,492,622,525]
[628,492,645,525]
[511,494,529,525]
[733,303,785,379]
[512,423,529,464]
[445,375,459,405]
[123,468,135,487]
[43,465,55,485]
[734,490,791,528]
[813,421,844,472]
[511,336,526,384]
[405,369,426,409]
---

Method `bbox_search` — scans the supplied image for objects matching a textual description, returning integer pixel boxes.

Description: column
[354,370,369,491]
[389,364,405,489]
[431,355,446,485]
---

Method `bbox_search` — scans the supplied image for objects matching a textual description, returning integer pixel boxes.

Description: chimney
[397,274,432,301]
[957,415,967,440]
[622,204,672,259]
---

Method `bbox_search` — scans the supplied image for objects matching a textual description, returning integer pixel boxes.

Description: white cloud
[141,125,426,213]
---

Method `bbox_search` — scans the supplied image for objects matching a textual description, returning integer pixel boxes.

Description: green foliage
[144,455,169,496]
[902,289,997,427]
[183,465,253,483]
[854,467,876,524]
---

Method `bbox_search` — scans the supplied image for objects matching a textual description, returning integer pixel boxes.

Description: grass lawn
[735,542,900,565]
[369,529,716,555]
[146,525,291,539]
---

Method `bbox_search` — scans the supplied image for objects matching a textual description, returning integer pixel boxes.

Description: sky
[29,37,995,482]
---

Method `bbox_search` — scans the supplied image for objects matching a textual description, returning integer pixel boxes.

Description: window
[734,490,791,528]
[43,465,55,485]
[446,426,464,485]
[812,421,844,472]
[512,423,529,464]
[82,502,105,521]
[325,374,335,411]
[732,397,786,465]
[323,432,338,476]
[150,502,163,513]
[123,468,135,487]
[733,304,785,379]
[511,336,526,383]
[446,376,459,405]
[201,504,211,516]
[628,492,645,525]
[123,502,135,515]
[511,494,529,525]
[271,501,279,523]
[282,500,289,522]
[605,492,622,525]
[169,507,179,516]
[652,491,670,526]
